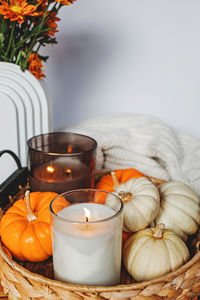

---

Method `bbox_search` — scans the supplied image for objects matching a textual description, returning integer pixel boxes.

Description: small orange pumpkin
[95,168,145,204]
[0,191,69,262]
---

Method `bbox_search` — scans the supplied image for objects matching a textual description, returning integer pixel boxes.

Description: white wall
[43,0,200,138]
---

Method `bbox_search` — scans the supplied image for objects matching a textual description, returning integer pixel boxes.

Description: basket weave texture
[0,172,200,300]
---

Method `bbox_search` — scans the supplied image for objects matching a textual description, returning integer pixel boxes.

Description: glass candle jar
[27,132,97,194]
[50,189,124,286]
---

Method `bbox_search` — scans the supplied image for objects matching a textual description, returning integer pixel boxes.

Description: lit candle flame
[67,145,72,153]
[83,207,91,222]
[65,169,71,175]
[46,165,55,173]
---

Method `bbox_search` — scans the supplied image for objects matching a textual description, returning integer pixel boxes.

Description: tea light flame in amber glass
[46,166,55,173]
[65,169,71,175]
[67,145,72,153]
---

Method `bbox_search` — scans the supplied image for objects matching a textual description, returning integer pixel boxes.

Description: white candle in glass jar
[52,203,123,286]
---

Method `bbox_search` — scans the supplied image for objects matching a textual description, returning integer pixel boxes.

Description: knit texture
[64,114,200,195]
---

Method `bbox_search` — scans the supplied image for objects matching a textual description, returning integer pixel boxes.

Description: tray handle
[0,149,22,170]
[0,150,28,207]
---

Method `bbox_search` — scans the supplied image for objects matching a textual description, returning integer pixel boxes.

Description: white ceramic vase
[0,62,52,183]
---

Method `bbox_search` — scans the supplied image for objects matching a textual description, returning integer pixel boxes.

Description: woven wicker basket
[0,171,200,300]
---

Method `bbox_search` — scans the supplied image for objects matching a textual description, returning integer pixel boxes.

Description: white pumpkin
[123,223,190,282]
[156,181,200,240]
[105,176,160,232]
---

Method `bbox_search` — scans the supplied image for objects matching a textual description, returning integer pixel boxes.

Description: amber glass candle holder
[27,132,97,194]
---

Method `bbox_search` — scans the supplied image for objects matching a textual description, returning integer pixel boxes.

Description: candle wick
[86,216,89,222]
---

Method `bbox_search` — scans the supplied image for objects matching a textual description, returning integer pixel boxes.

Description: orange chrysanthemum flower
[28,53,45,79]
[0,0,38,24]
[46,11,60,37]
[54,0,75,6]
[35,0,48,16]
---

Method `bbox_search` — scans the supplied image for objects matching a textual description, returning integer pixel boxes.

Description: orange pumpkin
[0,191,69,262]
[95,168,145,204]
[122,232,133,245]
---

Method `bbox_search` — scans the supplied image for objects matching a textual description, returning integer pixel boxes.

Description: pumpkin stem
[153,223,165,239]
[25,191,37,222]
[118,191,133,203]
[111,171,119,190]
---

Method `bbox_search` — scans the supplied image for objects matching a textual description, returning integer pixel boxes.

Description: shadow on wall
[46,31,114,129]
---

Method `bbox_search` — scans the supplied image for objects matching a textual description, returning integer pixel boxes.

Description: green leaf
[0,33,5,46]
[39,54,49,62]
[0,20,9,34]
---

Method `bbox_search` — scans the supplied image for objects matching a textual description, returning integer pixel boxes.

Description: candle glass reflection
[27,132,97,194]
[50,189,124,286]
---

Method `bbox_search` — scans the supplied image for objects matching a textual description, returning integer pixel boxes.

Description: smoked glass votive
[50,189,124,286]
[27,132,97,194]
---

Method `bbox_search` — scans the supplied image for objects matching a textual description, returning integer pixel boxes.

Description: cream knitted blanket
[64,114,200,195]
